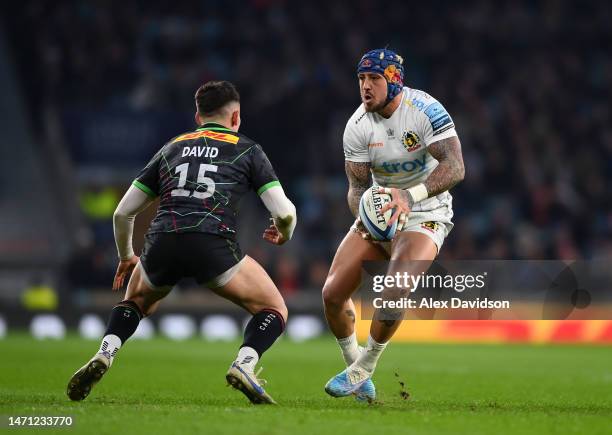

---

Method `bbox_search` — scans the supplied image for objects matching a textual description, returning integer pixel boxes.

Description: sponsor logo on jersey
[375,156,427,175]
[412,89,429,98]
[433,123,455,136]
[421,221,439,233]
[172,130,240,145]
[406,97,426,111]
[355,111,367,124]
[401,131,421,152]
[368,142,384,148]
[386,128,395,138]
[424,102,453,134]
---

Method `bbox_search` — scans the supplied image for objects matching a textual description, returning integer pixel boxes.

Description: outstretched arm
[113,185,155,260]
[112,184,155,290]
[260,185,297,245]
[345,161,371,217]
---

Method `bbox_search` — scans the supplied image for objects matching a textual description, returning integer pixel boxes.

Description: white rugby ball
[358,186,397,241]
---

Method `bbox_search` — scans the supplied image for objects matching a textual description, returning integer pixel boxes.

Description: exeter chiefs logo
[421,221,439,233]
[402,131,421,152]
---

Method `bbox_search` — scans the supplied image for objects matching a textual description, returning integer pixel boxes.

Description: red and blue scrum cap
[357,49,405,103]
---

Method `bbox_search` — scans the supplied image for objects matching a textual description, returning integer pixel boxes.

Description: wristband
[406,183,428,203]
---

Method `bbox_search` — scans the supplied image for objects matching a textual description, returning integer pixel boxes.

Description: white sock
[337,332,360,366]
[98,334,122,366]
[236,346,259,372]
[354,335,387,374]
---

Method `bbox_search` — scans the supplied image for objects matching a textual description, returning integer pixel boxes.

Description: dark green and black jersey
[133,123,279,239]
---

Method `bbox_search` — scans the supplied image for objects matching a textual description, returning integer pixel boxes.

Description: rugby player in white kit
[323,49,465,401]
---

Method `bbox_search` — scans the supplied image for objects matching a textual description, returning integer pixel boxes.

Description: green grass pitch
[1,334,611,434]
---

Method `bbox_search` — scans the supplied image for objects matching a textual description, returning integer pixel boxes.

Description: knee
[254,299,288,323]
[123,296,149,317]
[322,277,346,310]
[380,285,409,300]
[125,287,167,317]
[273,303,288,323]
[114,298,147,319]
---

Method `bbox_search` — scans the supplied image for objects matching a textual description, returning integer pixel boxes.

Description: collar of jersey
[196,122,233,132]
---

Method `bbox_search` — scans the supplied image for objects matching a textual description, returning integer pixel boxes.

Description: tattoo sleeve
[423,136,465,197]
[345,161,371,217]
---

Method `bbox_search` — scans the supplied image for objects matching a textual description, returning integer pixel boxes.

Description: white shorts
[398,210,453,253]
[353,206,454,253]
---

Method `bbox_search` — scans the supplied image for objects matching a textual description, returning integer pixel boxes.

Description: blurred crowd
[6,0,612,293]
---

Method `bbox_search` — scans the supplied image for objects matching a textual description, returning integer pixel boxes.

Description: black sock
[240,309,285,357]
[104,300,143,344]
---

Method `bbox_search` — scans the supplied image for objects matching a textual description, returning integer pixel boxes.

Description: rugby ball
[358,186,397,241]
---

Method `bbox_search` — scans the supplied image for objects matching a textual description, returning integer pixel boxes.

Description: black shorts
[139,233,244,289]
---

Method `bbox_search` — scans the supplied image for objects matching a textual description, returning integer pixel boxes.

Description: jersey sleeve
[417,98,458,147]
[343,113,370,163]
[250,144,281,195]
[133,148,163,197]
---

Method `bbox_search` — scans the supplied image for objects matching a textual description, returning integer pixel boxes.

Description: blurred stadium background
[0,0,611,344]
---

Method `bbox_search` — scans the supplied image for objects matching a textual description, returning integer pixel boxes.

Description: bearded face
[358,72,388,112]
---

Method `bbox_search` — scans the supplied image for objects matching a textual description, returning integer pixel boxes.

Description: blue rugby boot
[324,365,372,398]
[354,378,376,402]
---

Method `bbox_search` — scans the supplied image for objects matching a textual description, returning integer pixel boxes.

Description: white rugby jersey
[343,87,458,212]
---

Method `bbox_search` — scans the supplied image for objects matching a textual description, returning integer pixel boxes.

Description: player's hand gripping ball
[358,186,399,241]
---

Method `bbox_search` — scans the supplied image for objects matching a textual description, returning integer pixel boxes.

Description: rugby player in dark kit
[67,81,297,405]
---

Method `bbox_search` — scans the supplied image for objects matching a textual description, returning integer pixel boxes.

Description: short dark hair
[195,81,240,115]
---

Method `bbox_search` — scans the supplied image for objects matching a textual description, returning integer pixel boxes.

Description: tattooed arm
[345,161,371,217]
[423,136,465,197]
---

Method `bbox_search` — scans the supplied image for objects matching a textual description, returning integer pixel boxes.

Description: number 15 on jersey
[171,163,218,199]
